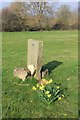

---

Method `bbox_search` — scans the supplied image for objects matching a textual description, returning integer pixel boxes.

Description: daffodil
[47,94,51,98]
[57,86,60,89]
[58,97,62,100]
[36,84,39,88]
[47,79,53,84]
[39,85,45,90]
[64,113,67,116]
[46,81,49,84]
[46,82,49,84]
[42,79,46,82]
[45,91,50,95]
[32,86,37,91]
[62,95,64,97]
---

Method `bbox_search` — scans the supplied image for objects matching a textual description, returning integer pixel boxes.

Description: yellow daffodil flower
[36,84,39,88]
[47,79,53,84]
[39,85,45,90]
[64,113,67,116]
[47,94,51,98]
[32,86,37,91]
[49,79,53,83]
[42,85,45,88]
[58,97,62,100]
[46,81,49,84]
[62,95,64,97]
[42,79,46,82]
[45,91,50,95]
[57,86,60,89]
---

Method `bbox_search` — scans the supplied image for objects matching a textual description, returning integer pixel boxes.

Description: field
[2,31,78,118]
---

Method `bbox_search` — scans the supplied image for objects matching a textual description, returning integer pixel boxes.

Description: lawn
[2,30,78,118]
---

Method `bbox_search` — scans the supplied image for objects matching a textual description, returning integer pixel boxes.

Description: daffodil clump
[32,78,67,104]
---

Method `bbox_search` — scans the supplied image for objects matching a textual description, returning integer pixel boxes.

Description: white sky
[0,0,79,9]
[0,0,80,2]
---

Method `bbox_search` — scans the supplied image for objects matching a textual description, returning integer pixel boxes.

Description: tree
[56,4,71,29]
[9,2,29,31]
[24,2,55,30]
[2,7,23,31]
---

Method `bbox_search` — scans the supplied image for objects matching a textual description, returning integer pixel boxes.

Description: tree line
[0,2,78,32]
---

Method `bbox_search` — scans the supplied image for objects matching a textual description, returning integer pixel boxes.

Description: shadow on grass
[41,60,63,75]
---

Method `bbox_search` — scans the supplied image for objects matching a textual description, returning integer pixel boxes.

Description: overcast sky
[0,0,79,9]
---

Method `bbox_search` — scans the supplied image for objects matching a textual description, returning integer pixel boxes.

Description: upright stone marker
[27,39,43,80]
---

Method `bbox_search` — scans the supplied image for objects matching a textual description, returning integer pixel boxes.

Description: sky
[0,0,79,9]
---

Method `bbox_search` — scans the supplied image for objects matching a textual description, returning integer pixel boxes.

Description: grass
[2,30,78,118]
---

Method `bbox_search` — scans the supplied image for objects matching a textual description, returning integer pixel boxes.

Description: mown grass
[2,30,78,118]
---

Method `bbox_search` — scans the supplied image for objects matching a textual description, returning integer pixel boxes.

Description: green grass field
[2,31,78,118]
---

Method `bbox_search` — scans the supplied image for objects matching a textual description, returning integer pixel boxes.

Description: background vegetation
[0,2,78,31]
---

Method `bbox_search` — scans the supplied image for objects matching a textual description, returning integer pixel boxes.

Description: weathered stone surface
[13,68,31,81]
[27,39,43,80]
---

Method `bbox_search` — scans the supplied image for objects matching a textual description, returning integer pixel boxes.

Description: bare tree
[56,4,71,26]
[24,2,55,30]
